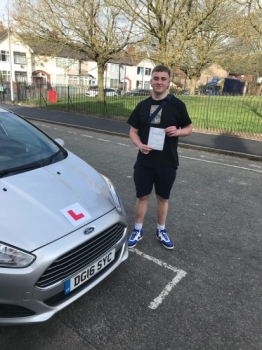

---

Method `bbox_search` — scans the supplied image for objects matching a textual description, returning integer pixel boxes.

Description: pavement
[1,102,262,161]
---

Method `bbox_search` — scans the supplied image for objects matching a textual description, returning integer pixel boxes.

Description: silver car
[0,107,128,325]
[85,88,118,97]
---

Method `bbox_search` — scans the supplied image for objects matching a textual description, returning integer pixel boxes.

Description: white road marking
[180,155,262,173]
[131,248,187,310]
[249,163,262,169]
[68,131,76,134]
[33,122,261,173]
[149,273,187,310]
[97,138,110,142]
[117,143,130,147]
[81,134,93,138]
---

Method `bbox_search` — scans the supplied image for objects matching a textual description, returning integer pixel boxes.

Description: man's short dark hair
[152,65,171,78]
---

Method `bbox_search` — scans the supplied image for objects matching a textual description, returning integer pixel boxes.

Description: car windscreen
[0,110,66,174]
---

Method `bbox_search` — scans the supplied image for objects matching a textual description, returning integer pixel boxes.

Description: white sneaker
[128,228,143,248]
[156,229,174,249]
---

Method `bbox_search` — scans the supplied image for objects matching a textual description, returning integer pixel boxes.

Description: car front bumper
[0,209,128,325]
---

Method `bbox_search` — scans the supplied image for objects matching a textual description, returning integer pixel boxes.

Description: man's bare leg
[135,195,150,223]
[156,195,174,249]
[156,195,168,225]
[128,195,150,248]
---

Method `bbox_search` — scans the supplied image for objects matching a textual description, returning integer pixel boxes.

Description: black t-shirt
[127,95,192,168]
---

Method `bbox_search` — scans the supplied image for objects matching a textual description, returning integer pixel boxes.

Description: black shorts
[133,163,177,199]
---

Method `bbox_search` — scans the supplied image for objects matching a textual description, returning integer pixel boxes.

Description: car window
[0,110,66,172]
[3,117,44,148]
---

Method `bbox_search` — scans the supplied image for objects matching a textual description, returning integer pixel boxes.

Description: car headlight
[102,175,122,213]
[0,243,35,268]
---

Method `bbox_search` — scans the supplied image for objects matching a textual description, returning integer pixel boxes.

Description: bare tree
[233,0,262,34]
[11,0,142,100]
[224,0,262,94]
[179,1,242,94]
[118,0,242,93]
[119,0,229,65]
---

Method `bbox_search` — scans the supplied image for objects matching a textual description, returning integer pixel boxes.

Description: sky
[0,0,10,25]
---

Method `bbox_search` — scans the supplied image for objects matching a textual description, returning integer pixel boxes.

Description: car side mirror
[54,138,65,147]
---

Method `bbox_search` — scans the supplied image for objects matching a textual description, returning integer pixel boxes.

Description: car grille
[35,223,126,289]
[44,248,121,307]
[0,304,36,318]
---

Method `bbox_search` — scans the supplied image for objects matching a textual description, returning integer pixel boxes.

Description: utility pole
[8,0,14,104]
[123,66,126,92]
[104,64,108,88]
[118,64,121,86]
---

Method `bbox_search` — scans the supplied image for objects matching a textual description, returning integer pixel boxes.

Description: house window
[68,59,78,70]
[14,52,26,65]
[79,76,88,86]
[110,64,119,73]
[0,50,9,62]
[137,67,151,76]
[56,57,78,69]
[0,70,10,81]
[68,76,78,85]
[144,81,150,89]
[79,76,93,86]
[137,67,144,75]
[110,79,118,87]
[56,58,67,68]
[56,74,67,84]
[15,71,27,82]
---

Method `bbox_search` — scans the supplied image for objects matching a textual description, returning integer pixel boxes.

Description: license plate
[64,249,115,295]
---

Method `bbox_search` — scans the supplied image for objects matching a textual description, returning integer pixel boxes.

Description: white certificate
[147,127,165,151]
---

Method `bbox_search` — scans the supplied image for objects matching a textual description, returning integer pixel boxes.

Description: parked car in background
[86,88,118,97]
[204,77,245,96]
[125,89,151,96]
[177,89,201,95]
[0,107,128,325]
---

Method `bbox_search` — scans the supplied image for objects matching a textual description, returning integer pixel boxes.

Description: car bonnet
[0,152,116,251]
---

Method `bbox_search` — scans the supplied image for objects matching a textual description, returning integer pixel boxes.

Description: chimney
[127,45,136,53]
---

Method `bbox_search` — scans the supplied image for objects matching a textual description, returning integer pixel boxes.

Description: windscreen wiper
[42,149,63,166]
[0,162,42,178]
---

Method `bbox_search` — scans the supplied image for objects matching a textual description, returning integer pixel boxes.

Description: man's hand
[129,126,153,153]
[165,124,192,137]
[165,126,180,137]
[139,144,153,154]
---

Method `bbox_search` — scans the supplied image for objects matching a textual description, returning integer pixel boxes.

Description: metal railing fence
[1,83,262,139]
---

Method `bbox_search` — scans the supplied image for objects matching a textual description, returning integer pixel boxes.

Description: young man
[127,65,192,250]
